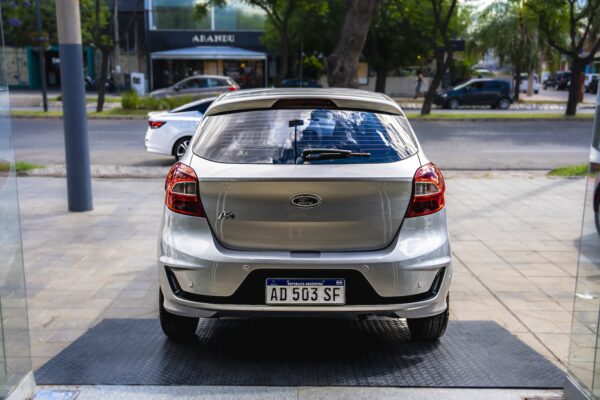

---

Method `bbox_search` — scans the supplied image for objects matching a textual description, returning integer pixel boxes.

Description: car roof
[180,75,232,81]
[204,88,404,116]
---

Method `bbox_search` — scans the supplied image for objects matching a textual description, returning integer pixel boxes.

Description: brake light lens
[149,120,166,129]
[164,162,206,217]
[228,85,237,91]
[406,163,445,218]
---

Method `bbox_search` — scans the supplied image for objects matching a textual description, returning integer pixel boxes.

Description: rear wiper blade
[301,148,371,160]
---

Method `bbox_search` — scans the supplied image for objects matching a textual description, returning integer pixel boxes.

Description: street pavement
[11,118,594,170]
[20,173,583,375]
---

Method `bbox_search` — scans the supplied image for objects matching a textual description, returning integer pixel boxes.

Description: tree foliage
[364,0,431,93]
[530,0,600,115]
[473,0,540,101]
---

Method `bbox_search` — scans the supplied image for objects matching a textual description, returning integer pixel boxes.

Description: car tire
[159,290,199,341]
[595,209,600,236]
[407,295,449,341]
[173,137,191,161]
[447,98,460,110]
[534,90,539,94]
[497,97,511,110]
[543,84,547,90]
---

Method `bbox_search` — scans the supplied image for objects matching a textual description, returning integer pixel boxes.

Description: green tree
[262,0,335,81]
[420,0,460,115]
[364,0,431,93]
[473,0,540,101]
[1,0,57,47]
[196,0,302,86]
[531,0,600,116]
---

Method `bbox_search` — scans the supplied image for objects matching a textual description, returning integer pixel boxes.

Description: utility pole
[113,0,122,91]
[35,0,48,112]
[55,0,93,212]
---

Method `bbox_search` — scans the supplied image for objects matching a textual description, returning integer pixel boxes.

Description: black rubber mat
[35,318,564,388]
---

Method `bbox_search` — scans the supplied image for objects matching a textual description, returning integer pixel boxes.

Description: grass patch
[405,112,594,120]
[12,108,148,119]
[548,164,589,177]
[11,110,63,118]
[89,108,149,118]
[0,162,43,172]
[54,95,122,103]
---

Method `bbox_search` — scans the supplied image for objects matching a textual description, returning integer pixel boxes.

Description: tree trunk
[96,49,109,112]
[421,50,449,115]
[526,69,534,97]
[566,61,584,116]
[513,64,521,102]
[327,0,380,87]
[275,28,289,86]
[374,64,387,93]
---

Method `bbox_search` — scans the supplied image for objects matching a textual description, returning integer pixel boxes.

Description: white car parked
[145,97,215,161]
[585,74,599,92]
[519,74,540,94]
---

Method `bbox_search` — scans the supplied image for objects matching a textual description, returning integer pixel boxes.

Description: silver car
[159,88,452,342]
[150,75,239,99]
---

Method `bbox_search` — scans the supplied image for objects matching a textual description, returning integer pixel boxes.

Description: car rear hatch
[190,106,421,252]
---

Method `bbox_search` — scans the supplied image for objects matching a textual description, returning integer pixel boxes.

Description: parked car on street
[543,71,571,90]
[145,97,215,161]
[434,79,512,109]
[585,74,599,92]
[280,78,323,88]
[519,73,540,94]
[158,88,452,342]
[149,75,239,99]
[589,76,599,94]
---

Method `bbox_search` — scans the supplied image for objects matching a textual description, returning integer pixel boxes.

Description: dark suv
[543,72,571,90]
[434,79,512,110]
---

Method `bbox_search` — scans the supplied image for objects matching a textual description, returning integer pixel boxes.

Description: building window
[150,0,265,31]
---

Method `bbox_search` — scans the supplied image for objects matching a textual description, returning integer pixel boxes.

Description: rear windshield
[192,109,418,164]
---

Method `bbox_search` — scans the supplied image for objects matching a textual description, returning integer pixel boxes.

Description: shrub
[121,90,194,111]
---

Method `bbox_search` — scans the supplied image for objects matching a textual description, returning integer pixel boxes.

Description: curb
[10,113,147,120]
[17,165,572,180]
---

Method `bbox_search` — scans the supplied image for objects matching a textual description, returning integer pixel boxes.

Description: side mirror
[173,85,180,91]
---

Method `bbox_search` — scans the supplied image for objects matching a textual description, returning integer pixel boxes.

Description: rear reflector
[149,120,166,129]
[164,162,206,217]
[228,86,237,91]
[406,163,445,218]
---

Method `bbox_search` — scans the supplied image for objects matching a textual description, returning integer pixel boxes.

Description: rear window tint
[192,109,418,164]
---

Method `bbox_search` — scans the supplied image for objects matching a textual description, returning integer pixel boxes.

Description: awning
[150,46,267,61]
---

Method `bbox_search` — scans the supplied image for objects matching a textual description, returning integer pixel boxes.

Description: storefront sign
[192,34,236,44]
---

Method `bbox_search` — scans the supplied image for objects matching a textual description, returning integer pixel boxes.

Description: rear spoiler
[205,95,405,117]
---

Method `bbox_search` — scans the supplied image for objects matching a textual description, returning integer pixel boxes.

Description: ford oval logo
[291,194,321,208]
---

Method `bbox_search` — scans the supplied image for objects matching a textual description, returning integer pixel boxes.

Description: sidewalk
[19,173,583,374]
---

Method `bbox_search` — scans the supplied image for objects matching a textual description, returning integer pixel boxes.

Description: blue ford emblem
[291,194,321,208]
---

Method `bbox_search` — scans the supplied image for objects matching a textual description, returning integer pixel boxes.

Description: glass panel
[213,0,266,30]
[150,0,265,30]
[568,97,600,397]
[151,0,211,30]
[0,6,32,397]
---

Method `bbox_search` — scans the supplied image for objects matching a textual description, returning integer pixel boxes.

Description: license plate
[265,278,345,305]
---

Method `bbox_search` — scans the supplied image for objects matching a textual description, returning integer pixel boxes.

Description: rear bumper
[144,127,174,156]
[159,208,452,318]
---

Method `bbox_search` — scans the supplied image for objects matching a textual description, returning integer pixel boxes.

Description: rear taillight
[228,86,237,91]
[406,163,445,218]
[164,162,206,217]
[149,120,166,129]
